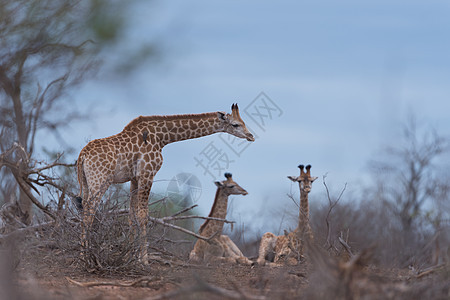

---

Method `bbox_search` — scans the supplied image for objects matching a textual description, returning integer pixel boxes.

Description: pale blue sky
[41,1,450,234]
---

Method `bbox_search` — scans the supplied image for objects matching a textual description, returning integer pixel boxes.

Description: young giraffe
[257,164,317,266]
[76,104,254,262]
[189,173,253,265]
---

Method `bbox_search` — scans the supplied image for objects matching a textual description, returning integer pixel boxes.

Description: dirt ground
[14,259,308,299]
[8,250,450,300]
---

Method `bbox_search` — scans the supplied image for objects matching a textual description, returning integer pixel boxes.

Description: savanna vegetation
[1,1,449,299]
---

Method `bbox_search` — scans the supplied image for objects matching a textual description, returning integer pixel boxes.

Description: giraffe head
[214,173,248,196]
[217,104,255,142]
[288,164,318,193]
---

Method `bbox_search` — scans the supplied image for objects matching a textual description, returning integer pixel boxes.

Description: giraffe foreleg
[220,235,253,265]
[133,175,154,264]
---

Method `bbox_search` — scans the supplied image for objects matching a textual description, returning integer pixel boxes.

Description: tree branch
[13,174,55,220]
[148,216,216,241]
[161,215,236,225]
[323,174,347,251]
[29,74,69,154]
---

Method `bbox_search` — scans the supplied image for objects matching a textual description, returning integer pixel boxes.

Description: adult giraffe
[76,104,254,262]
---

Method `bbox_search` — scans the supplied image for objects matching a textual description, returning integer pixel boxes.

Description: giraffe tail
[75,153,85,211]
[74,196,83,211]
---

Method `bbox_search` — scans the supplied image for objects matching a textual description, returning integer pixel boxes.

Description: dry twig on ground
[145,275,266,300]
[65,276,169,288]
[416,263,447,279]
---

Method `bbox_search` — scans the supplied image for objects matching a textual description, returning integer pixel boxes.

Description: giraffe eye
[227,185,236,188]
[232,124,240,128]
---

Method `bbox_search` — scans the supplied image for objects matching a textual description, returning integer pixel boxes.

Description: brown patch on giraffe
[168,133,177,140]
[189,120,198,130]
[166,122,174,131]
[180,120,188,127]
[201,128,209,135]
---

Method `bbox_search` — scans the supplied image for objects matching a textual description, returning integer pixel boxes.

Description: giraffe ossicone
[76,104,254,263]
[257,164,317,266]
[189,173,253,265]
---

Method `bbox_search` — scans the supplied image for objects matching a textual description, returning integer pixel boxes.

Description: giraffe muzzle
[246,133,255,142]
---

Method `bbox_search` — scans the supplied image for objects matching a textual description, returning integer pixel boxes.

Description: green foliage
[86,0,125,43]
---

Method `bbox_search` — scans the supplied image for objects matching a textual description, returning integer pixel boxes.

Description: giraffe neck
[123,112,223,148]
[298,189,310,231]
[199,188,228,237]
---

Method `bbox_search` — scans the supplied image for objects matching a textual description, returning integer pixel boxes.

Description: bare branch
[287,192,300,209]
[66,276,162,288]
[148,216,215,242]
[416,264,446,278]
[29,74,69,154]
[145,275,266,300]
[170,204,198,217]
[13,175,55,220]
[0,221,54,240]
[113,208,236,227]
[161,215,236,225]
[30,40,95,57]
[338,235,354,257]
[323,174,347,251]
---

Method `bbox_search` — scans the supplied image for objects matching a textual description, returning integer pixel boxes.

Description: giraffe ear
[287,176,299,182]
[311,176,318,182]
[215,181,224,187]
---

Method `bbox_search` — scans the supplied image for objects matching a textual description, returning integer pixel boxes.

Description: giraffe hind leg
[80,181,111,253]
[257,232,277,265]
